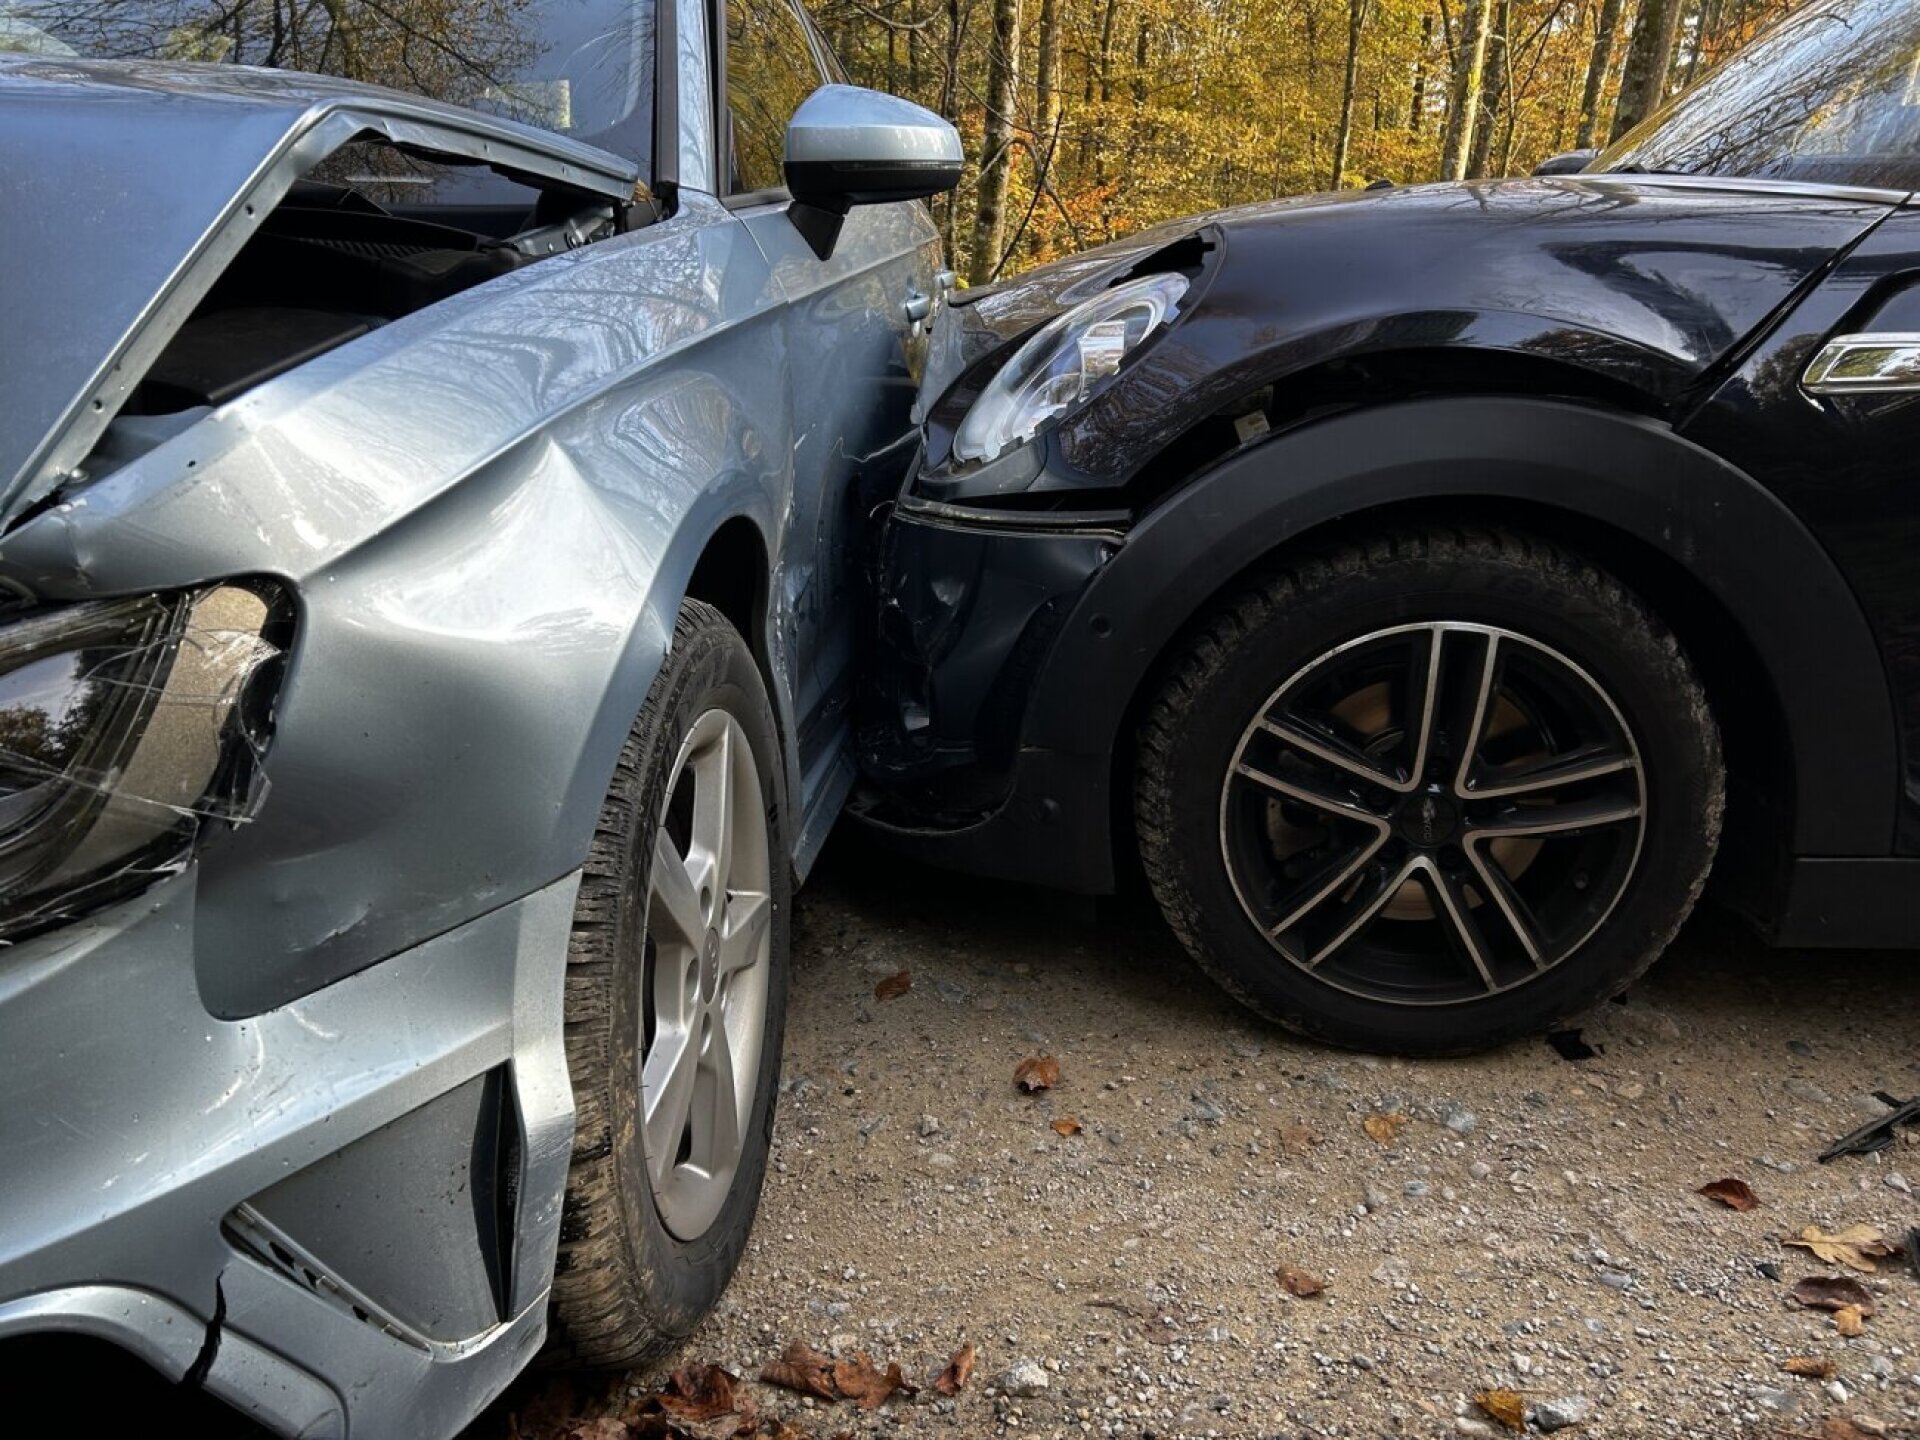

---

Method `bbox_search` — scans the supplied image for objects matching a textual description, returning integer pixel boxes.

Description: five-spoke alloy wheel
[1139,529,1722,1054]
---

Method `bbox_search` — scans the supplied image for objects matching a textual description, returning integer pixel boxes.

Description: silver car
[0,2,958,1433]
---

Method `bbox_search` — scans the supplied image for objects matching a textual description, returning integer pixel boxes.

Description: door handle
[1804,332,1920,394]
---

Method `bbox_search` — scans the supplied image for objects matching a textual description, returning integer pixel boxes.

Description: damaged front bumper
[0,867,581,1437]
[855,495,1124,893]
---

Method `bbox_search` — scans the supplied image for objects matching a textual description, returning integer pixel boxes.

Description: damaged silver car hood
[0,56,640,524]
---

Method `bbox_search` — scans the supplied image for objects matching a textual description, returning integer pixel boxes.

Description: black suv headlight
[949,272,1189,465]
[0,584,287,940]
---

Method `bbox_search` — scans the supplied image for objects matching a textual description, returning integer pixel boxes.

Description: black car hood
[922,175,1896,471]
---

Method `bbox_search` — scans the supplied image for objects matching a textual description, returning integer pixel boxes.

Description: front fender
[1025,395,1894,858]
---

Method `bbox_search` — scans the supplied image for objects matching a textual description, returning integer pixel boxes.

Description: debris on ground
[1818,1094,1920,1162]
[1789,1275,1877,1314]
[872,970,910,1001]
[1362,1110,1408,1145]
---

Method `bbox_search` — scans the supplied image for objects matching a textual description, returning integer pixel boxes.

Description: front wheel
[1136,528,1722,1055]
[549,600,789,1367]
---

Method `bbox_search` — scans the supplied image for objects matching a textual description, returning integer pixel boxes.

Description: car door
[713,0,944,867]
[1680,204,1920,854]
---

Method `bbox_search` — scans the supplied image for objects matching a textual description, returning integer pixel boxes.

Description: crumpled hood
[922,175,1895,431]
[0,57,638,525]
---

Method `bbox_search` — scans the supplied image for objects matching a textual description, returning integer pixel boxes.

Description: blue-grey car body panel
[0,10,949,1433]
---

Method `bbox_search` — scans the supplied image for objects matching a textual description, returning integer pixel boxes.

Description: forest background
[802,0,1814,281]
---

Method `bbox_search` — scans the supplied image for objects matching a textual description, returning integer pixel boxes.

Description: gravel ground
[487,828,1920,1440]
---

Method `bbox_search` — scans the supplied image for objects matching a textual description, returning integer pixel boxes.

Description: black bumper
[854,500,1124,893]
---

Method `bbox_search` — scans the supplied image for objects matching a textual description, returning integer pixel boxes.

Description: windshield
[0,0,653,201]
[1597,0,1920,192]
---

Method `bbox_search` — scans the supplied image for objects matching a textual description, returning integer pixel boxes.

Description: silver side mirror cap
[784,84,962,259]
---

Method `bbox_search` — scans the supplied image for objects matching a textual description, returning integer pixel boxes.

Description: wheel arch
[1021,395,1895,908]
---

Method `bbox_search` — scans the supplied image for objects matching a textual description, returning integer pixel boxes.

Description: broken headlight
[951,272,1189,465]
[0,585,287,941]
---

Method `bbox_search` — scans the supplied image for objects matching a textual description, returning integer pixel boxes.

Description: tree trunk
[1576,0,1625,147]
[1610,0,1683,140]
[1467,0,1509,177]
[969,0,1022,284]
[1330,0,1370,189]
[1036,0,1061,144]
[1410,13,1433,133]
[940,0,965,263]
[1439,0,1492,180]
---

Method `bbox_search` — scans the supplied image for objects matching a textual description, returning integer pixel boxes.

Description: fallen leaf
[873,969,910,1001]
[1782,1356,1837,1378]
[1697,1177,1760,1211]
[1279,1122,1320,1153]
[1821,1420,1877,1440]
[1790,1275,1876,1314]
[1834,1303,1868,1337]
[656,1365,747,1424]
[931,1343,976,1397]
[831,1354,915,1410]
[1276,1264,1326,1298]
[760,1340,838,1401]
[1473,1388,1527,1432]
[1050,1117,1083,1136]
[563,1422,630,1440]
[1014,1056,1060,1093]
[1784,1223,1899,1273]
[1362,1112,1408,1145]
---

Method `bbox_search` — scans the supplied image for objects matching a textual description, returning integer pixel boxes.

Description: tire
[549,600,790,1368]
[1136,527,1722,1055]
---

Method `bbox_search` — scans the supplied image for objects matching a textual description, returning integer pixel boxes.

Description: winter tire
[549,600,789,1366]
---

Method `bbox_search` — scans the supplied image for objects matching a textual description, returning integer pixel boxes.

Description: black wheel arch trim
[1024,395,1895,863]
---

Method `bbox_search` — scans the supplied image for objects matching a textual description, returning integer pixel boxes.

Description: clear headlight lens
[952,272,1189,464]
[0,585,285,940]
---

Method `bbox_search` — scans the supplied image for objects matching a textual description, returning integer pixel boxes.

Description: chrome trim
[1579,171,1914,207]
[1803,332,1920,395]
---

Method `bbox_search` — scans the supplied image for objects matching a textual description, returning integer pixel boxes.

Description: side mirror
[1534,148,1599,176]
[784,84,962,259]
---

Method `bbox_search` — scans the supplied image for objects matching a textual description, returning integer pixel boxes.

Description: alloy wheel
[1218,622,1645,1005]
[642,708,772,1239]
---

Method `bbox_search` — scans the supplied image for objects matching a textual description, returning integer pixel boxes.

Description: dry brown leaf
[931,1342,976,1397]
[1697,1177,1761,1211]
[1473,1388,1527,1432]
[1821,1420,1877,1440]
[1279,1122,1320,1153]
[873,969,910,1001]
[1050,1117,1084,1136]
[656,1365,747,1423]
[1362,1112,1408,1146]
[759,1340,838,1401]
[1834,1303,1868,1337]
[831,1354,915,1410]
[1014,1056,1061,1093]
[1783,1223,1899,1273]
[1790,1275,1876,1314]
[1276,1264,1326,1298]
[1782,1356,1837,1379]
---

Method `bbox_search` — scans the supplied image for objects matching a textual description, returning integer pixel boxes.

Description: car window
[1,0,654,205]
[1597,0,1920,192]
[723,0,825,195]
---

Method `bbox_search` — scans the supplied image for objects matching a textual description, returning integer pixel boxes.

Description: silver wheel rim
[1218,622,1646,1006]
[642,708,771,1240]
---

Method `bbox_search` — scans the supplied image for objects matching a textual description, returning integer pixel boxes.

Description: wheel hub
[1395,785,1461,849]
